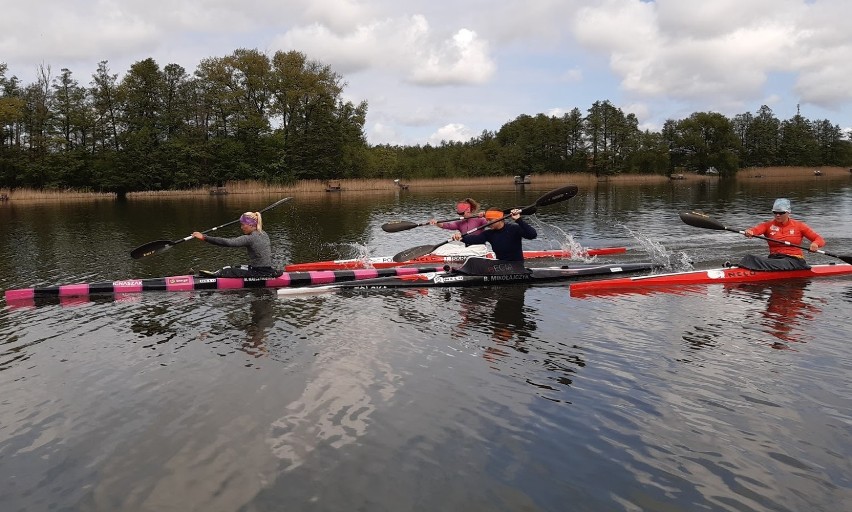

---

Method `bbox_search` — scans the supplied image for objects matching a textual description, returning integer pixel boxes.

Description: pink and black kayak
[569,263,852,297]
[284,247,626,272]
[4,266,445,304]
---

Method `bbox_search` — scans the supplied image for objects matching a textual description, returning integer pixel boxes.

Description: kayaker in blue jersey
[192,211,278,277]
[453,208,537,262]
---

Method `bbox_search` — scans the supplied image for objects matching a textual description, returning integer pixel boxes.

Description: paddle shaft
[130,197,292,259]
[679,210,852,264]
[726,226,849,263]
[381,217,464,233]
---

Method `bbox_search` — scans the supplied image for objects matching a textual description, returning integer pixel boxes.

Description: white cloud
[428,123,474,145]
[2,0,852,145]
[274,15,495,85]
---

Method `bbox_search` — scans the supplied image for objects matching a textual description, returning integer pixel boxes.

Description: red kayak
[570,263,852,296]
[284,247,626,272]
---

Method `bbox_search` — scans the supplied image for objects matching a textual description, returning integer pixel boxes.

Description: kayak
[3,266,446,304]
[569,263,852,297]
[284,247,627,271]
[278,258,657,295]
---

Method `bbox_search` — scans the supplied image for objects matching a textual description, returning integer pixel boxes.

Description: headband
[239,214,258,226]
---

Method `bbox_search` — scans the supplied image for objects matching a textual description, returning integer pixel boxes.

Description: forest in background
[2,48,851,197]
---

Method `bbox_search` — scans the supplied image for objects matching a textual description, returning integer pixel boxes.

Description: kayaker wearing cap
[192,211,278,277]
[429,198,488,234]
[739,198,825,271]
[452,208,537,262]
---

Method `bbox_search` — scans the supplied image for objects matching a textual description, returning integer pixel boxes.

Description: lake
[1,176,851,511]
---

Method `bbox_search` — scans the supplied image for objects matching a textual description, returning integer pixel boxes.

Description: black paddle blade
[536,185,578,207]
[130,240,174,259]
[392,244,438,263]
[382,221,420,233]
[679,211,727,231]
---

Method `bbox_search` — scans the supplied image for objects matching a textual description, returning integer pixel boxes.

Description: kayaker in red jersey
[739,198,825,271]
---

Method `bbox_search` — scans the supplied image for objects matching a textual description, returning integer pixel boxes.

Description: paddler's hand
[452,232,462,241]
[744,229,754,238]
[428,219,438,226]
[510,208,522,220]
[192,231,205,241]
[809,241,820,252]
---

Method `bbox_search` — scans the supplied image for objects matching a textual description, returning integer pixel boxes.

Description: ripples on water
[1,181,851,511]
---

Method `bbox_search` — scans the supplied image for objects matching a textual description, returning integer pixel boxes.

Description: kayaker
[739,198,825,271]
[453,208,537,262]
[191,211,279,277]
[429,198,487,233]
[429,198,489,257]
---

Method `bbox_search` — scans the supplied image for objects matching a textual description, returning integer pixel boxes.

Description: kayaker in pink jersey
[739,198,826,271]
[429,198,488,234]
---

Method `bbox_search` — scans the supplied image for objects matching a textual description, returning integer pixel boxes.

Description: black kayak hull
[278,262,657,294]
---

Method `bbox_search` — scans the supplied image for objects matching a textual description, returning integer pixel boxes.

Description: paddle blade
[679,211,727,231]
[536,185,578,207]
[130,240,174,259]
[382,221,420,233]
[392,244,438,263]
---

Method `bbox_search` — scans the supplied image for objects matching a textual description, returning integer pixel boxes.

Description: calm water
[1,177,851,511]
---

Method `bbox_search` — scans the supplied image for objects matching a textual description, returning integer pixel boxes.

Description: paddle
[381,217,463,233]
[391,185,579,262]
[129,197,293,259]
[679,210,852,264]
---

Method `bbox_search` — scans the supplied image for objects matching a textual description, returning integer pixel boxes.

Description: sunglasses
[772,211,788,215]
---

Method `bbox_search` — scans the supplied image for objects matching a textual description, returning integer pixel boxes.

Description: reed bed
[0,188,115,201]
[2,167,847,203]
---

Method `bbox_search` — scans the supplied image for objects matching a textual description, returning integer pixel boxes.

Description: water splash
[534,223,595,262]
[620,225,693,272]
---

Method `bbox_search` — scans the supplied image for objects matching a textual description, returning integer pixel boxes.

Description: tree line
[1,49,850,195]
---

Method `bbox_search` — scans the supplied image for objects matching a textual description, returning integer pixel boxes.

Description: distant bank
[1,166,849,202]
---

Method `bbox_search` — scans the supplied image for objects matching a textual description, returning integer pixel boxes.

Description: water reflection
[680,281,824,351]
[733,281,822,349]
[454,285,537,365]
[224,295,275,358]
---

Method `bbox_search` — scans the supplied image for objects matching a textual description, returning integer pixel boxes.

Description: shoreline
[1,166,849,202]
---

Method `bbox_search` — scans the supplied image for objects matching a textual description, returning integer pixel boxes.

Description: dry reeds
[1,166,847,202]
[0,187,115,201]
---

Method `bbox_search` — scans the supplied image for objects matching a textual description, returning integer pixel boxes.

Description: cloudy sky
[3,0,851,146]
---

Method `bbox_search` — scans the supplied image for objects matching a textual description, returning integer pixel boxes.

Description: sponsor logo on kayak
[484,274,531,281]
[167,277,192,285]
[705,269,758,280]
[433,275,464,283]
[489,264,519,273]
[112,279,143,287]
